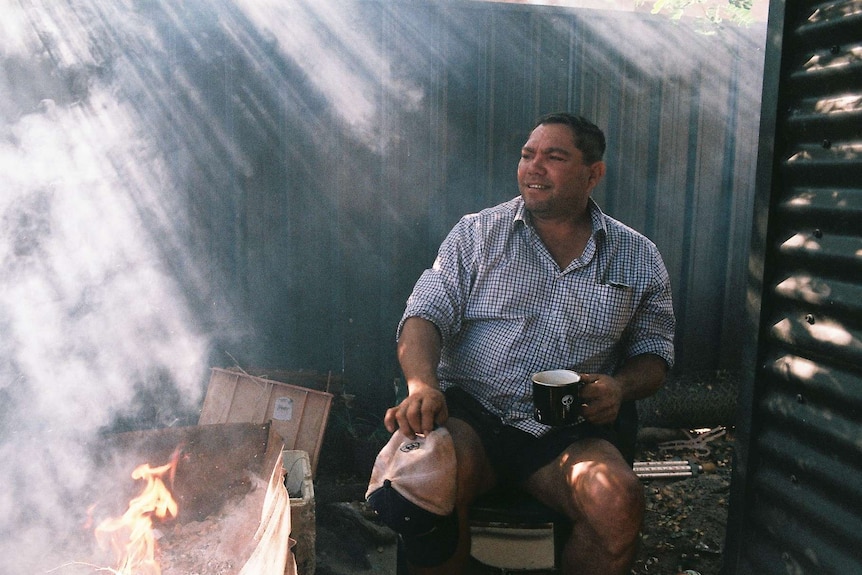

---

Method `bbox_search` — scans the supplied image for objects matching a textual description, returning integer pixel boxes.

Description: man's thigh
[522,437,636,518]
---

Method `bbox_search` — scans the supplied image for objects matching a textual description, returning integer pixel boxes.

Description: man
[384,113,675,574]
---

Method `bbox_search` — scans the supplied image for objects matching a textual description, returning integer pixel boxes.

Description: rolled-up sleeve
[397,217,476,346]
[623,247,676,369]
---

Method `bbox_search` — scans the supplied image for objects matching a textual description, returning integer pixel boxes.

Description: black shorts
[444,386,636,486]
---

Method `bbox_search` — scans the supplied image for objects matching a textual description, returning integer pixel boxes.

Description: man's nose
[526,157,546,172]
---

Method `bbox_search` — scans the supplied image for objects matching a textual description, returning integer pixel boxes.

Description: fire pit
[52,422,295,575]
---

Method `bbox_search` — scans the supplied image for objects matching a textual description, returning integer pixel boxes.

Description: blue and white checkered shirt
[398,196,675,437]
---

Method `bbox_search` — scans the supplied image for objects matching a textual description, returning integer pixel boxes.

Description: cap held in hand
[365,427,458,567]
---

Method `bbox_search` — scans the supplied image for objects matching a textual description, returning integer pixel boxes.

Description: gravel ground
[632,427,733,575]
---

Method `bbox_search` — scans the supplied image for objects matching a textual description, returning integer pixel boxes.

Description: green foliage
[639,0,757,34]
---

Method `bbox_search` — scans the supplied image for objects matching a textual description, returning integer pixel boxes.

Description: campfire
[93,454,179,575]
[53,423,295,575]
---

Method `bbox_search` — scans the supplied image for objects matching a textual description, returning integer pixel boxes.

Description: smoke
[0,0,415,569]
[234,0,426,151]
[0,3,215,571]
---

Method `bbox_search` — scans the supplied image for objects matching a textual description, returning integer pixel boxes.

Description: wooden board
[199,368,333,475]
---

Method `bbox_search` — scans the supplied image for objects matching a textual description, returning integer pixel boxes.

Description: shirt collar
[514,197,608,238]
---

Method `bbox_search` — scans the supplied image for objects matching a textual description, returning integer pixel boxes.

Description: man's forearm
[613,354,669,401]
[397,317,443,393]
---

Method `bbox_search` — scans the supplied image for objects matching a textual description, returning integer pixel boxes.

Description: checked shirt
[398,196,675,437]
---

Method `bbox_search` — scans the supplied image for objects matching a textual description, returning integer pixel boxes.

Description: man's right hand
[383,384,448,438]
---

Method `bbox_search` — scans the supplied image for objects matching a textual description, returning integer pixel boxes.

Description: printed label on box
[273,397,294,421]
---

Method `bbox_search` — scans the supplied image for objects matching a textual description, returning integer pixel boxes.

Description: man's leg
[409,417,496,575]
[523,438,644,575]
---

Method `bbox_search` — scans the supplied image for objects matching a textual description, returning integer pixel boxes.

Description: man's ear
[588,161,607,188]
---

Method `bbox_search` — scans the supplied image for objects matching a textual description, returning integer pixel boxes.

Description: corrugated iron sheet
[215,1,767,398]
[725,0,862,572]
[29,0,768,408]
[360,2,768,384]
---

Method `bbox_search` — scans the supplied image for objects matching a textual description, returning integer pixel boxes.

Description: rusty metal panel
[725,0,862,572]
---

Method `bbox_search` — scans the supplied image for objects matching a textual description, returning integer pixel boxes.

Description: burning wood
[50,423,294,575]
[158,472,269,575]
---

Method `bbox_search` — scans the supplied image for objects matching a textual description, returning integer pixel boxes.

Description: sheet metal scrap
[657,426,727,458]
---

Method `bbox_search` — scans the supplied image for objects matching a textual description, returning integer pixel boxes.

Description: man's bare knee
[580,466,643,553]
[579,464,643,519]
[534,442,644,563]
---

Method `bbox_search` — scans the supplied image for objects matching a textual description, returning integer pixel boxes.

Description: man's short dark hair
[534,112,606,165]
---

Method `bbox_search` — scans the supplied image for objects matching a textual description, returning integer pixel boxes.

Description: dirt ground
[311,425,734,575]
[631,427,733,575]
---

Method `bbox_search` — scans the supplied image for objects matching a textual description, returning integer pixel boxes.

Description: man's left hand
[577,373,624,425]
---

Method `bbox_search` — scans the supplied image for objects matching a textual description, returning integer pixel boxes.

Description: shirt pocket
[581,283,635,343]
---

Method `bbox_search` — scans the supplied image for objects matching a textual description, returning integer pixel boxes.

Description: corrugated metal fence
[724,0,862,572]
[18,0,767,411]
[276,1,769,407]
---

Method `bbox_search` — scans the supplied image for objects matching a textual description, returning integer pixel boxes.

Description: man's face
[517,123,605,219]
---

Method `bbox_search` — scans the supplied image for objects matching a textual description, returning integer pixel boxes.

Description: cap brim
[398,509,459,567]
[367,483,459,567]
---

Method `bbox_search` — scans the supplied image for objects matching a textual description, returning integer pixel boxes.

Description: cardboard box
[284,450,315,575]
[199,368,333,475]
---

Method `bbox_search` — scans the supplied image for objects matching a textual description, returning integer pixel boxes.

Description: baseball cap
[365,427,459,567]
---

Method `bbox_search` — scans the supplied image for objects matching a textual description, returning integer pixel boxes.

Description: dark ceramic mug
[532,369,584,426]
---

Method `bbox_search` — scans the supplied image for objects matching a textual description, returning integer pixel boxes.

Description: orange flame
[94,453,179,575]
